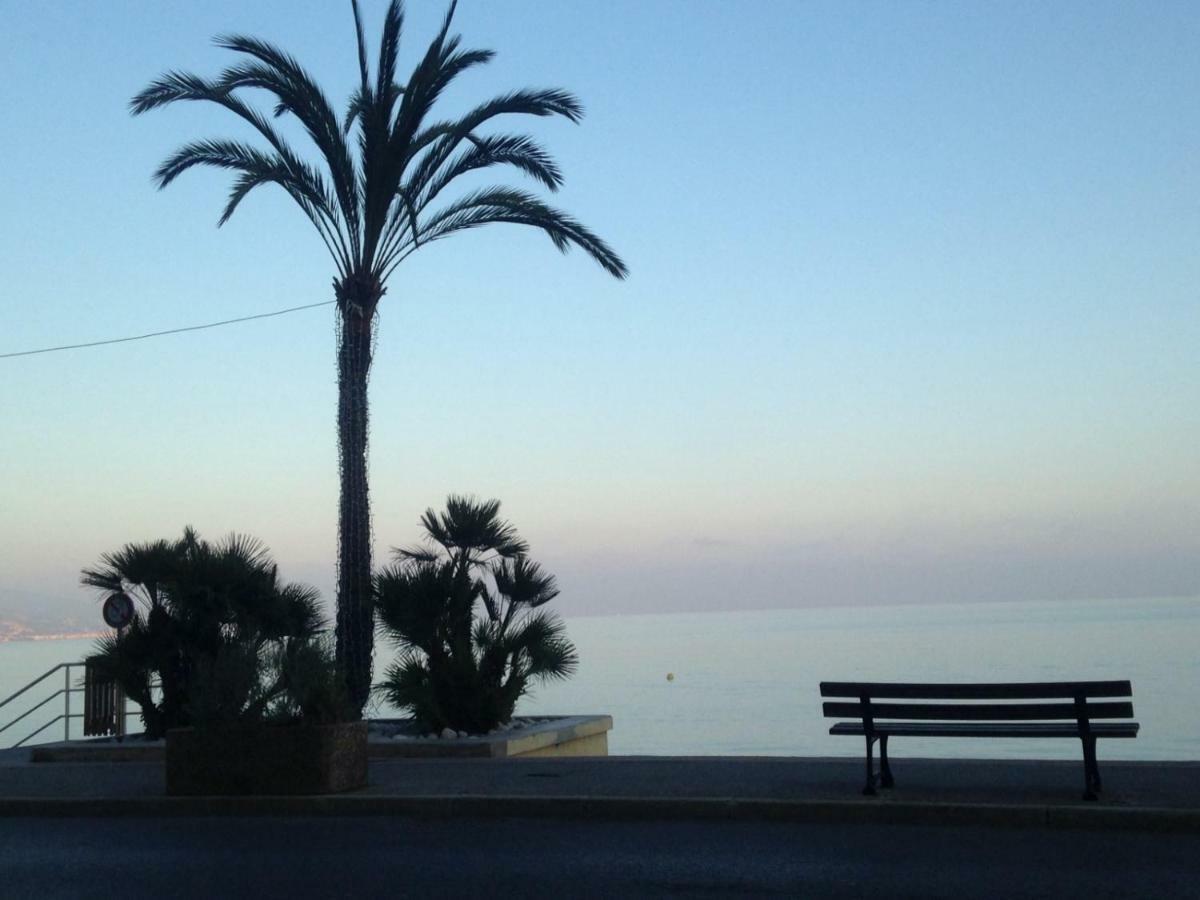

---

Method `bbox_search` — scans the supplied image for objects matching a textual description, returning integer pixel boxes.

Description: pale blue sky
[1,1,1197,626]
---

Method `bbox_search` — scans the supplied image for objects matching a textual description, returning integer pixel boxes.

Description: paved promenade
[1,748,1197,830]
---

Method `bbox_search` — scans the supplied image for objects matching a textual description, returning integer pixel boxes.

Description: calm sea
[2,596,1197,760]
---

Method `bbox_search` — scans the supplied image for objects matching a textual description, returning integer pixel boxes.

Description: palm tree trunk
[335,304,375,716]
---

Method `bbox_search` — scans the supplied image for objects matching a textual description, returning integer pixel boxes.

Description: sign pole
[101,593,135,741]
[114,623,126,742]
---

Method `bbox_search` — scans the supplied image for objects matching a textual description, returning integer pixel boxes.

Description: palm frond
[360,1,459,266]
[377,85,583,264]
[423,495,529,561]
[388,542,438,566]
[130,65,349,255]
[79,537,180,605]
[374,560,460,652]
[130,70,218,115]
[152,137,349,267]
[416,133,563,213]
[275,582,326,638]
[133,69,298,165]
[215,532,272,570]
[403,187,627,279]
[374,0,406,102]
[429,44,495,98]
[479,583,500,622]
[378,650,439,722]
[492,556,560,609]
[509,610,578,681]
[343,86,372,136]
[214,44,360,252]
[410,87,584,167]
[351,0,373,95]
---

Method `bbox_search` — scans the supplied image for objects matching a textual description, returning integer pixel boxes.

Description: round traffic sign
[102,592,134,629]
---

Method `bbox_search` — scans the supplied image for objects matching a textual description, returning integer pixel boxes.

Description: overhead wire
[0,300,336,359]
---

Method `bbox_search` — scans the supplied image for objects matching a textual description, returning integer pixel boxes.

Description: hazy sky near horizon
[2,1,1198,626]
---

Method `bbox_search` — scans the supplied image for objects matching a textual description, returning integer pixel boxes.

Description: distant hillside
[0,608,106,642]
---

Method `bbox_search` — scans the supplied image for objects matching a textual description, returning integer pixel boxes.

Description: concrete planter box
[370,715,612,759]
[166,721,367,796]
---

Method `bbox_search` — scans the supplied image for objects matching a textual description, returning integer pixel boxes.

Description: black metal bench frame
[820,681,1139,801]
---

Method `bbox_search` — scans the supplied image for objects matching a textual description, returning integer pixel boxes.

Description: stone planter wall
[31,715,612,765]
[166,721,367,796]
[369,715,612,759]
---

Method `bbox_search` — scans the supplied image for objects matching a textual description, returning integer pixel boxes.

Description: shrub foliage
[84,528,346,738]
[376,497,577,733]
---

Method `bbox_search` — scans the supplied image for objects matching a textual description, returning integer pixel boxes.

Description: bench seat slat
[829,721,1140,739]
[819,681,1132,700]
[822,701,1134,721]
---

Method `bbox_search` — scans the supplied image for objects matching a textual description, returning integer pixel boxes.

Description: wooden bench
[820,681,1139,800]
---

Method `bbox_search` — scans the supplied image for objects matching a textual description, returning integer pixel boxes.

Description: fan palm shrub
[184,634,351,729]
[376,496,577,734]
[130,1,627,716]
[84,528,332,738]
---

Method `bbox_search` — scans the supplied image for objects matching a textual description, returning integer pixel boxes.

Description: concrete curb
[0,793,1196,832]
[27,716,615,762]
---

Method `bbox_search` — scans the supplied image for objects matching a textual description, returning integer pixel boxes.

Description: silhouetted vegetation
[130,1,626,716]
[83,529,347,738]
[376,497,577,734]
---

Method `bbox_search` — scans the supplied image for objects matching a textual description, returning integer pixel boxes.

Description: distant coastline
[0,632,106,644]
[0,622,106,644]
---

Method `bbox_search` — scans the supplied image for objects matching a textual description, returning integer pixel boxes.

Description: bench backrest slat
[822,701,1134,721]
[819,681,1131,700]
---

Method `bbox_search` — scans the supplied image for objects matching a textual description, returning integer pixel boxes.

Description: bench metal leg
[1088,737,1103,792]
[879,735,894,789]
[863,735,877,796]
[1081,737,1100,801]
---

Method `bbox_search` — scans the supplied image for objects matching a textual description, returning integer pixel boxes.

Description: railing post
[63,665,71,742]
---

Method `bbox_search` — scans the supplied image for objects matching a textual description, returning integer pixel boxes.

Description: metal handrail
[0,662,76,711]
[3,660,157,749]
[13,708,144,748]
[0,688,73,736]
[1,661,88,747]
[12,710,144,748]
[13,715,70,748]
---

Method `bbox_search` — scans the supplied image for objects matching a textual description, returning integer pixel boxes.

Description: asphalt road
[2,816,1197,899]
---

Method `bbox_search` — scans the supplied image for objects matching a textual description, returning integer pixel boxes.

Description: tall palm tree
[131,1,627,715]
